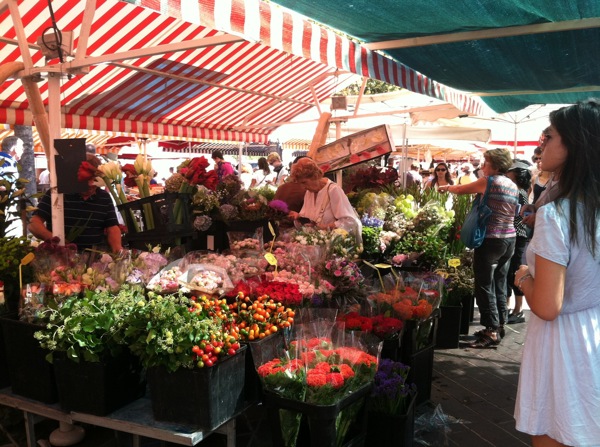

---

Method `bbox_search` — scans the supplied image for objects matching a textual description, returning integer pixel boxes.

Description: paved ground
[1,308,531,447]
[419,311,531,446]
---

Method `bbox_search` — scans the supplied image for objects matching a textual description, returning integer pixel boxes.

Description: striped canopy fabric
[0,0,484,144]
[270,0,600,113]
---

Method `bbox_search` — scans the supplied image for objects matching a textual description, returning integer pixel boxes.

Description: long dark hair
[431,162,454,186]
[550,99,600,255]
[257,157,270,175]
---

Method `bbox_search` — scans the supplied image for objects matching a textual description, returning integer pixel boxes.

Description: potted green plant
[437,257,475,347]
[123,292,247,430]
[33,286,146,415]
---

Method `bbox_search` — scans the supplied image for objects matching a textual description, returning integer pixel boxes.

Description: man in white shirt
[0,135,23,177]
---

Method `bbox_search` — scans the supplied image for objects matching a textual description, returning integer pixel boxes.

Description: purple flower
[268,200,289,214]
[361,215,384,228]
[370,359,416,415]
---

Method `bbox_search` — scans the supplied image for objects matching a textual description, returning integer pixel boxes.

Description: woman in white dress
[287,158,361,238]
[513,99,600,447]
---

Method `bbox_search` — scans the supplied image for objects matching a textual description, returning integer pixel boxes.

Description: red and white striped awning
[0,0,485,144]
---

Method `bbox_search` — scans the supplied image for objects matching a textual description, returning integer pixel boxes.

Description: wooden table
[0,388,237,447]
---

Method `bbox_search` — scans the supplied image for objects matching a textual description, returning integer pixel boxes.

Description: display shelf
[0,388,241,447]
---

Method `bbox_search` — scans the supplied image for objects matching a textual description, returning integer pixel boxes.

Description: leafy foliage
[34,286,145,363]
[0,161,37,238]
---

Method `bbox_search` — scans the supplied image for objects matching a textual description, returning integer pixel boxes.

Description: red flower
[254,280,303,307]
[180,157,219,190]
[327,372,345,389]
[77,161,98,182]
[371,315,403,338]
[306,371,327,387]
[121,164,138,188]
[338,364,355,380]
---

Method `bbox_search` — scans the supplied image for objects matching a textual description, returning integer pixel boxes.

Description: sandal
[473,325,505,339]
[469,332,500,349]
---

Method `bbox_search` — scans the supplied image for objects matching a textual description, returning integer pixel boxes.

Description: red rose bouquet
[337,312,404,340]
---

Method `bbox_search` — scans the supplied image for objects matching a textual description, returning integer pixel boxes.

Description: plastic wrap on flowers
[146,259,183,294]
[178,264,234,296]
[181,251,265,284]
[321,257,366,312]
[227,227,264,256]
[257,315,379,447]
[256,341,305,447]
[331,218,363,255]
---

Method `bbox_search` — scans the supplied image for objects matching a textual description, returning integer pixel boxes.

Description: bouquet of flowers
[337,312,403,340]
[216,173,243,205]
[146,262,182,294]
[256,333,380,447]
[176,266,229,296]
[361,216,384,260]
[191,185,219,231]
[237,195,269,221]
[344,166,398,193]
[267,199,290,223]
[289,226,362,261]
[322,257,364,293]
[439,253,474,306]
[367,270,442,322]
[230,237,262,251]
[254,278,304,308]
[368,359,416,416]
[192,185,220,216]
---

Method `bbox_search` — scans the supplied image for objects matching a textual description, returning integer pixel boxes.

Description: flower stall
[0,153,479,447]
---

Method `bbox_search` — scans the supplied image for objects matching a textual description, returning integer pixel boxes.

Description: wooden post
[307,112,331,159]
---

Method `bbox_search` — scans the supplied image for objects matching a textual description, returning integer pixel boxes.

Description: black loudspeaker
[54,138,86,194]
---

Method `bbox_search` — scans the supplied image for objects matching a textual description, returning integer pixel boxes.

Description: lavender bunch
[369,359,417,416]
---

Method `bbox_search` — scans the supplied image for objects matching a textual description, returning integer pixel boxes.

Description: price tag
[264,252,278,266]
[374,263,392,269]
[268,222,276,237]
[448,258,461,268]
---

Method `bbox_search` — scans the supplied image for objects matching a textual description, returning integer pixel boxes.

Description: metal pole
[513,122,518,158]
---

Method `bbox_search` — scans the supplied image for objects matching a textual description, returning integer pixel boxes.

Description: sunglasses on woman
[435,168,447,172]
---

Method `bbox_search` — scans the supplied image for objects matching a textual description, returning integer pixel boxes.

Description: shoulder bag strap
[314,183,332,225]
[481,176,494,206]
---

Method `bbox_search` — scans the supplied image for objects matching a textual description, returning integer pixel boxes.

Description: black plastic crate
[53,350,145,416]
[264,383,371,447]
[0,313,58,403]
[147,346,247,430]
